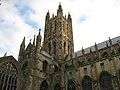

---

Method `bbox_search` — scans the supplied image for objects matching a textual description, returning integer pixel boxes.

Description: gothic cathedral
[0,4,120,90]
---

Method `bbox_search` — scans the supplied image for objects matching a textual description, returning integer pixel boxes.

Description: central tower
[42,4,74,60]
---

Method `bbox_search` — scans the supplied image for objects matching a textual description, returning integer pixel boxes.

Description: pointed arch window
[43,61,48,72]
[0,62,18,90]
[53,41,56,55]
[54,83,61,90]
[54,65,59,73]
[82,76,93,90]
[100,63,104,71]
[99,72,113,90]
[64,42,66,53]
[40,80,48,90]
[67,80,76,90]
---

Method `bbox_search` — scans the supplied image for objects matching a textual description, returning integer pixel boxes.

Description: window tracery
[99,72,113,90]
[67,80,76,90]
[54,83,61,90]
[0,62,18,90]
[40,80,48,90]
[43,61,48,72]
[82,76,92,90]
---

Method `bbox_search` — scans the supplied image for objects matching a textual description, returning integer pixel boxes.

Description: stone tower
[42,4,74,60]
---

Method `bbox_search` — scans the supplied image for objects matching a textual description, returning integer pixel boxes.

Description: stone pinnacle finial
[39,29,41,35]
[3,52,7,57]
[106,41,108,47]
[65,14,66,19]
[95,42,98,51]
[68,12,70,15]
[30,39,32,43]
[22,37,25,43]
[58,2,62,11]
[82,47,84,54]
[68,12,71,20]
[20,37,25,48]
[46,10,49,14]
[109,37,112,46]
[46,10,50,20]
[59,2,61,5]
[52,13,54,18]
[33,35,36,46]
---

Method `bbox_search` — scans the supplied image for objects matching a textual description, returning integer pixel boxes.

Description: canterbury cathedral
[0,4,120,90]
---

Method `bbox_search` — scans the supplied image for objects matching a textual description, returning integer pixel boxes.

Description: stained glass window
[67,80,76,90]
[0,62,18,90]
[40,80,48,90]
[99,72,113,90]
[82,76,92,90]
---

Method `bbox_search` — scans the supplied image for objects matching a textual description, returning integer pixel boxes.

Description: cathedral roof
[0,55,17,62]
[66,36,120,60]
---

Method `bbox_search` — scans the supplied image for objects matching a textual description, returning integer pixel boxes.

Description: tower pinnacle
[58,2,62,10]
[46,10,50,21]
[57,3,63,16]
[33,35,36,46]
[39,29,41,35]
[36,29,42,46]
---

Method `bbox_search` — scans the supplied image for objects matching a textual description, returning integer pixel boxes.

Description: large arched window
[67,80,76,90]
[43,61,48,72]
[0,62,18,90]
[82,76,93,90]
[54,83,61,90]
[99,72,113,90]
[40,80,48,90]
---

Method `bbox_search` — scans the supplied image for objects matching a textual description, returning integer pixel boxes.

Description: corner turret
[67,12,72,21]
[36,29,42,53]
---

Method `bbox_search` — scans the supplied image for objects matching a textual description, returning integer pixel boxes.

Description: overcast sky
[0,0,120,59]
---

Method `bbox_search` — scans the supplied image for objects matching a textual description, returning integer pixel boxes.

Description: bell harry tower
[42,3,74,60]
